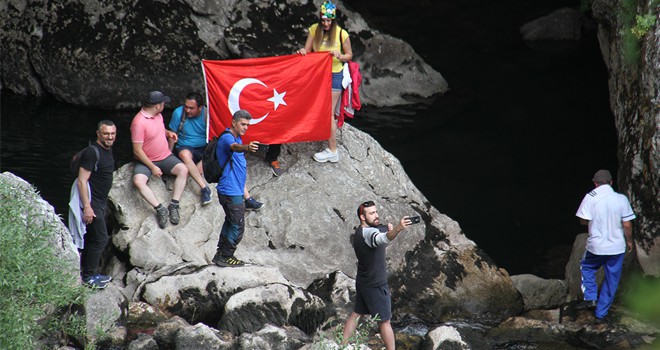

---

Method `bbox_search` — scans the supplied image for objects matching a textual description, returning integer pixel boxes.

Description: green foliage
[631,14,657,39]
[0,179,89,350]
[623,274,660,327]
[314,314,381,349]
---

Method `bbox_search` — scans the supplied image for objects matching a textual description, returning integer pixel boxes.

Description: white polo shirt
[576,184,636,255]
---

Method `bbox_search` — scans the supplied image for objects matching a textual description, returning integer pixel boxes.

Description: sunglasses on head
[358,201,375,217]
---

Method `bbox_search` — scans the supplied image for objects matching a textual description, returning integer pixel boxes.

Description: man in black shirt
[342,201,412,350]
[74,120,116,289]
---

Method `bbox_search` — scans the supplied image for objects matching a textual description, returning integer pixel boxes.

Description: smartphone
[408,215,420,224]
[257,143,269,152]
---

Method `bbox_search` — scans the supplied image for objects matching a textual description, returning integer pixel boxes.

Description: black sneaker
[214,255,245,267]
[245,197,264,211]
[94,274,112,283]
[576,300,597,310]
[156,205,169,229]
[83,275,108,289]
[168,203,180,225]
[201,186,212,206]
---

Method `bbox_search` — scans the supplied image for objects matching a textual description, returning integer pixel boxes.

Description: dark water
[0,0,617,279]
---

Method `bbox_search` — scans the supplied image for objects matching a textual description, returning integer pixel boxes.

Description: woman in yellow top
[297,1,353,163]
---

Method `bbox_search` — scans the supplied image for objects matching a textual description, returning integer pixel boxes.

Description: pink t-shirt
[130,110,171,162]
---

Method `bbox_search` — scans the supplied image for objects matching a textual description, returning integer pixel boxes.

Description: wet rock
[511,274,567,311]
[219,283,326,335]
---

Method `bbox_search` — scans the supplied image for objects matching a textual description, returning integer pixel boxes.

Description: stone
[423,325,471,350]
[127,334,158,350]
[219,283,326,335]
[565,233,603,300]
[84,284,128,345]
[520,7,584,41]
[511,274,567,311]
[152,316,191,349]
[237,324,310,350]
[175,323,229,350]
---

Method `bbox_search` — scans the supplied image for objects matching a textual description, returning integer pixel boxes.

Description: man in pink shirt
[131,91,189,229]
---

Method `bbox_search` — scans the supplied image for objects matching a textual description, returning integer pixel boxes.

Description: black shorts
[174,145,205,164]
[354,283,391,321]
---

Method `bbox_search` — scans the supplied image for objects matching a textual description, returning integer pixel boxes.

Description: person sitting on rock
[168,92,263,210]
[131,91,189,229]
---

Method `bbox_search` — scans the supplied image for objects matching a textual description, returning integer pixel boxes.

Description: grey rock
[219,283,326,335]
[1,0,447,108]
[84,284,128,345]
[520,7,584,41]
[423,325,471,350]
[0,172,79,272]
[511,274,567,311]
[152,316,191,349]
[142,265,289,326]
[175,323,229,350]
[237,324,310,350]
[127,334,158,350]
[565,233,603,300]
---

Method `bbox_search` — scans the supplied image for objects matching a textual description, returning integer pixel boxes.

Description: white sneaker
[313,148,339,163]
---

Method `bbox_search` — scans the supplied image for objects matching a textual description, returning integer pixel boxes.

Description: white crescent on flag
[228,78,287,125]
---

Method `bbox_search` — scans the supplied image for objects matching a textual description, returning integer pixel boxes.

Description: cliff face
[0,0,447,108]
[592,0,660,276]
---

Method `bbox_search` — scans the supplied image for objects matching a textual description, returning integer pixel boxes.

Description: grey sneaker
[268,160,284,177]
[201,186,212,206]
[313,148,339,163]
[156,205,169,229]
[168,203,180,225]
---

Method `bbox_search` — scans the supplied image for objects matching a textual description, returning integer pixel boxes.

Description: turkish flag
[202,53,332,144]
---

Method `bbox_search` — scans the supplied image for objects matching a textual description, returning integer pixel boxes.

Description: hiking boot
[576,300,597,310]
[83,275,108,289]
[245,197,264,211]
[268,160,284,177]
[313,148,339,163]
[214,255,245,267]
[156,205,169,229]
[168,203,180,225]
[201,186,212,206]
[94,274,112,283]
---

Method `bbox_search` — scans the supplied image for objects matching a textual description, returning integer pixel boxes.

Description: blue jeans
[580,250,624,318]
[216,193,245,258]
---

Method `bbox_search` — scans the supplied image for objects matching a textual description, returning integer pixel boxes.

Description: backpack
[70,143,100,179]
[202,130,233,183]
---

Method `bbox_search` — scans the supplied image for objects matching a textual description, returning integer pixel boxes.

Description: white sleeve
[575,195,592,220]
[620,195,636,222]
[361,227,390,248]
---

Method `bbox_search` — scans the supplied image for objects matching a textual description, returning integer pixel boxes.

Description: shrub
[631,14,657,39]
[0,178,89,349]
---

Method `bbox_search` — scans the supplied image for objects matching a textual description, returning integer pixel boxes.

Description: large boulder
[108,123,522,329]
[0,0,447,108]
[520,7,584,41]
[511,274,567,311]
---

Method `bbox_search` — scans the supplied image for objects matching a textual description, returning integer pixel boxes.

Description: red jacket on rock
[337,61,362,127]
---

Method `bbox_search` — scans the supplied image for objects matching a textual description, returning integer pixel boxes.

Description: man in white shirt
[575,169,635,323]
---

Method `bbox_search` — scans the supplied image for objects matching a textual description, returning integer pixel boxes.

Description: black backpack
[70,143,100,178]
[203,130,233,183]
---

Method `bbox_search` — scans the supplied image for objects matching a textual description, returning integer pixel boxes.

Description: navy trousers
[580,250,624,319]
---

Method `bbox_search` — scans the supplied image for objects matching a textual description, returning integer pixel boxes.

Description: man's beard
[366,217,380,227]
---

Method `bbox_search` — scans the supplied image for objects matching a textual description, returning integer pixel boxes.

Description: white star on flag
[267,89,287,110]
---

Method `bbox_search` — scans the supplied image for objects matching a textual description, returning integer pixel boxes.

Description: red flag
[202,53,332,144]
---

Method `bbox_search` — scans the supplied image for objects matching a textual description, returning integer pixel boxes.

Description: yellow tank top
[309,23,348,73]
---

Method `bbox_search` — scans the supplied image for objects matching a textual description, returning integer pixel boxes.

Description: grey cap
[145,91,171,105]
[592,169,612,183]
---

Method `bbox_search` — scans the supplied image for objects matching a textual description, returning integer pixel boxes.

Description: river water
[0,0,617,279]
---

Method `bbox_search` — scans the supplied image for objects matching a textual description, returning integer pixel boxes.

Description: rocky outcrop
[520,7,584,41]
[590,0,660,276]
[107,123,523,330]
[0,0,447,108]
[511,274,567,311]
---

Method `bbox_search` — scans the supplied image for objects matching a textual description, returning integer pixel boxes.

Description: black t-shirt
[353,226,388,287]
[80,143,114,208]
